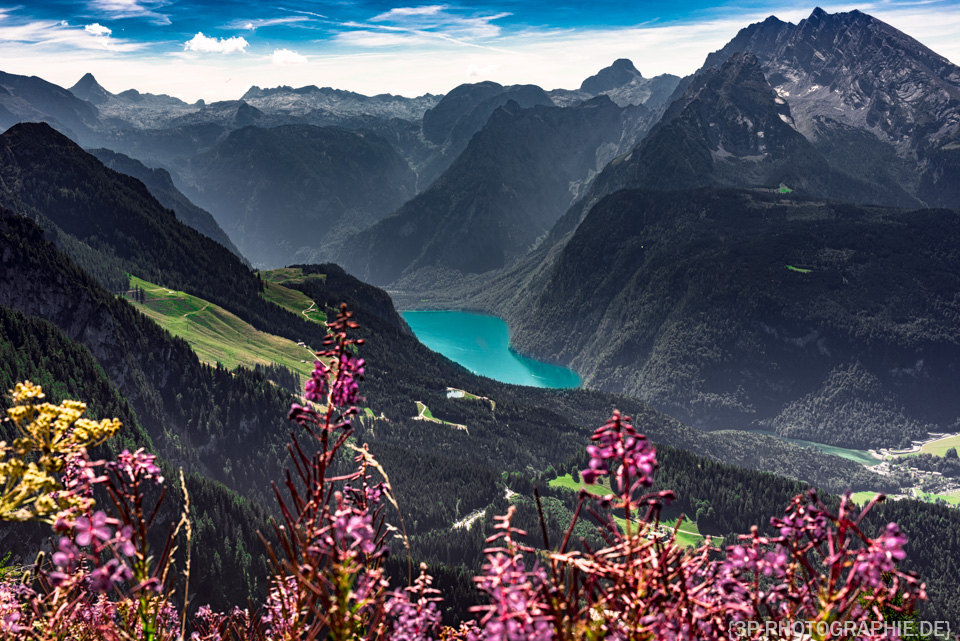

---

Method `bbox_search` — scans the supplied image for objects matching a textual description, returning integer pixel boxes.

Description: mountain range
[3,4,960,626]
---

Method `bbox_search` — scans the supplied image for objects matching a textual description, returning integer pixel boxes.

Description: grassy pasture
[126,275,315,378]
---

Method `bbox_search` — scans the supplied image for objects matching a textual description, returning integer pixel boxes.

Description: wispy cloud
[336,4,512,50]
[271,48,307,65]
[87,0,170,25]
[226,16,312,31]
[183,32,249,54]
[370,5,448,21]
[0,10,142,52]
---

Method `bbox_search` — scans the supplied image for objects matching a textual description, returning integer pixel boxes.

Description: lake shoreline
[401,310,581,389]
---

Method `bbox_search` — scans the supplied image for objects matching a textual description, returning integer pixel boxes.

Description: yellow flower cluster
[0,381,122,522]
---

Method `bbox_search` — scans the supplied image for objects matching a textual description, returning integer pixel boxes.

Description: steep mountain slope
[506,188,960,447]
[88,147,245,260]
[0,302,275,609]
[0,209,302,507]
[701,7,960,208]
[341,96,654,285]
[0,122,256,296]
[182,124,418,267]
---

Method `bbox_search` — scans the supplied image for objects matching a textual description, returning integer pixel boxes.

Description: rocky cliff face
[546,51,917,245]
[702,7,960,207]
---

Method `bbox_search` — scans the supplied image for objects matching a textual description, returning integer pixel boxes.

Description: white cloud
[84,23,112,37]
[183,33,249,54]
[271,48,307,66]
[87,0,170,26]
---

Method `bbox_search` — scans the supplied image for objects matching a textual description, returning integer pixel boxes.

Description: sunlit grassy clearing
[126,275,315,378]
[547,474,712,547]
[258,267,327,286]
[260,280,327,324]
[920,434,960,456]
[916,491,960,506]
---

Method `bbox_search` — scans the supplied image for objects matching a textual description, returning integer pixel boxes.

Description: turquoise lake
[401,310,581,389]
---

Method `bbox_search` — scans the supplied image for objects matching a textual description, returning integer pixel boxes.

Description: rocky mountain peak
[69,73,113,105]
[702,7,960,150]
[580,58,643,93]
[666,51,799,158]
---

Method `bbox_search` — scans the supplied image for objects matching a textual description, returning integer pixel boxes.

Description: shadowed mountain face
[89,147,246,262]
[504,188,960,448]
[0,122,259,300]
[340,96,656,285]
[701,7,960,208]
[180,124,418,268]
[416,82,556,188]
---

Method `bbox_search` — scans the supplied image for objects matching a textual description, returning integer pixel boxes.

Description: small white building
[446,389,465,399]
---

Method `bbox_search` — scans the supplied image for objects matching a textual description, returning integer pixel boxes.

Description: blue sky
[1,1,959,101]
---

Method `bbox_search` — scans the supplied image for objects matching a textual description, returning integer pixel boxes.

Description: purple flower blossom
[52,537,80,573]
[581,411,657,496]
[74,511,112,547]
[88,559,132,592]
[109,448,164,485]
[332,508,377,555]
[304,361,332,402]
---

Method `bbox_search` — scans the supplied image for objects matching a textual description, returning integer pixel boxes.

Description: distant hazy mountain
[340,95,657,285]
[69,72,113,105]
[241,84,440,121]
[88,147,246,262]
[0,70,101,144]
[417,81,555,188]
[181,124,418,268]
[68,72,196,129]
[548,59,681,112]
[700,7,960,208]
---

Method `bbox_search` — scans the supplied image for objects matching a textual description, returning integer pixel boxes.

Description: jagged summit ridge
[702,7,960,146]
